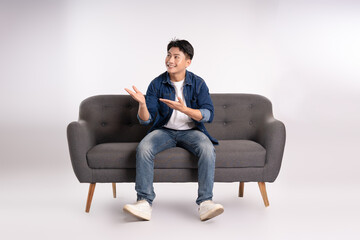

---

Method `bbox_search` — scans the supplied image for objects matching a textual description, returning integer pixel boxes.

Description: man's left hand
[159,97,187,112]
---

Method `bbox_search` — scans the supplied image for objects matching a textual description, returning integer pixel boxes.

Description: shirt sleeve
[137,113,152,125]
[195,80,215,123]
[199,108,211,123]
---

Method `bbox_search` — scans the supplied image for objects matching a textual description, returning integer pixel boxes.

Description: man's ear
[186,58,192,68]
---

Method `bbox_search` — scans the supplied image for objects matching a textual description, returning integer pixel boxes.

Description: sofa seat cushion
[215,140,266,167]
[87,140,266,169]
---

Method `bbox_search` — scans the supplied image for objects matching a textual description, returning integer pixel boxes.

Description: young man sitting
[124,39,224,221]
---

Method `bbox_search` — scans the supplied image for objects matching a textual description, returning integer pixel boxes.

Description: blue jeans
[135,128,216,206]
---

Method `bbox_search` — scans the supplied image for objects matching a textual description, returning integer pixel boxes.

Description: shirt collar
[163,70,192,86]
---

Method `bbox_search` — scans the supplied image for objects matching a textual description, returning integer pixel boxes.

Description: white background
[1,0,359,239]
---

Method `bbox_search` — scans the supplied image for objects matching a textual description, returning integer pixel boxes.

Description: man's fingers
[159,98,169,103]
[159,99,173,106]
[160,99,175,105]
[133,85,141,93]
[177,96,184,105]
[124,88,134,95]
[125,88,139,101]
[159,98,176,103]
[160,98,182,110]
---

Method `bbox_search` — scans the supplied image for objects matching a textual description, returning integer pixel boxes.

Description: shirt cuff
[199,109,211,123]
[137,113,152,125]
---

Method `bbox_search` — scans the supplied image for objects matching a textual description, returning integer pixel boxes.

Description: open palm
[125,86,145,104]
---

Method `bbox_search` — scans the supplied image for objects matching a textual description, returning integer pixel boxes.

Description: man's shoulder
[152,71,167,83]
[187,71,205,82]
[186,71,208,90]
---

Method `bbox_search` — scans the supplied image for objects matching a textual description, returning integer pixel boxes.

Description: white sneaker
[198,200,224,221]
[123,200,152,221]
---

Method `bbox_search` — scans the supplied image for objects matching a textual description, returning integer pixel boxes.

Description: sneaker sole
[123,205,151,221]
[200,206,224,221]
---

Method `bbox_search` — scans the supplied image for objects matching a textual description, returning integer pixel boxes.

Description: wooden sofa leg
[238,182,244,197]
[85,183,96,213]
[258,182,269,207]
[112,183,116,198]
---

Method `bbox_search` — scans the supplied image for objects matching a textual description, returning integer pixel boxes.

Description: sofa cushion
[86,140,266,169]
[215,140,266,167]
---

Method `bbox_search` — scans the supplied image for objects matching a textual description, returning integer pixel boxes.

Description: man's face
[165,47,191,76]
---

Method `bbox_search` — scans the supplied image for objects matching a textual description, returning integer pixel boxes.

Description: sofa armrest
[256,118,286,182]
[67,120,96,183]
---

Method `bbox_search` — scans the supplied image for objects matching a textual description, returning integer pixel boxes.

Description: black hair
[167,39,194,60]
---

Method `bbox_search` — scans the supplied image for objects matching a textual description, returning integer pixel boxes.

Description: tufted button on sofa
[67,94,286,212]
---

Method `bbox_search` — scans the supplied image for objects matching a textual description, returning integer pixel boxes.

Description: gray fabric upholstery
[87,140,266,169]
[67,94,286,184]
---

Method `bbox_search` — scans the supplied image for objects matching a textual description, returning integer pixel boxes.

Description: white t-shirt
[164,80,195,130]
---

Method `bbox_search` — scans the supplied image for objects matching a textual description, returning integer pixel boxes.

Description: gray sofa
[67,94,286,212]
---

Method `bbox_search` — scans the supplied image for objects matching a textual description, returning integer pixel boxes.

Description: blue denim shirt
[137,70,218,145]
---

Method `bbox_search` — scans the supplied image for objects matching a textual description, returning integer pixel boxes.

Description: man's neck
[169,70,186,82]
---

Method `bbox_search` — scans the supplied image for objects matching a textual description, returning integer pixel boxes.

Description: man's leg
[135,129,176,205]
[177,130,216,205]
[177,130,223,221]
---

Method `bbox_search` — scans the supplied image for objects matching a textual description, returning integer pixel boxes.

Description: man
[124,39,224,221]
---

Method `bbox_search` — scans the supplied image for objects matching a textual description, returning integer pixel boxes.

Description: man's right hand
[125,86,145,104]
[125,85,150,122]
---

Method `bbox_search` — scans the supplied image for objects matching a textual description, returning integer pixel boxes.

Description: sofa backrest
[79,94,273,144]
[206,94,273,141]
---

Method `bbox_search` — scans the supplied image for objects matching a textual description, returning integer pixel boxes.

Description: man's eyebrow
[167,52,181,56]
